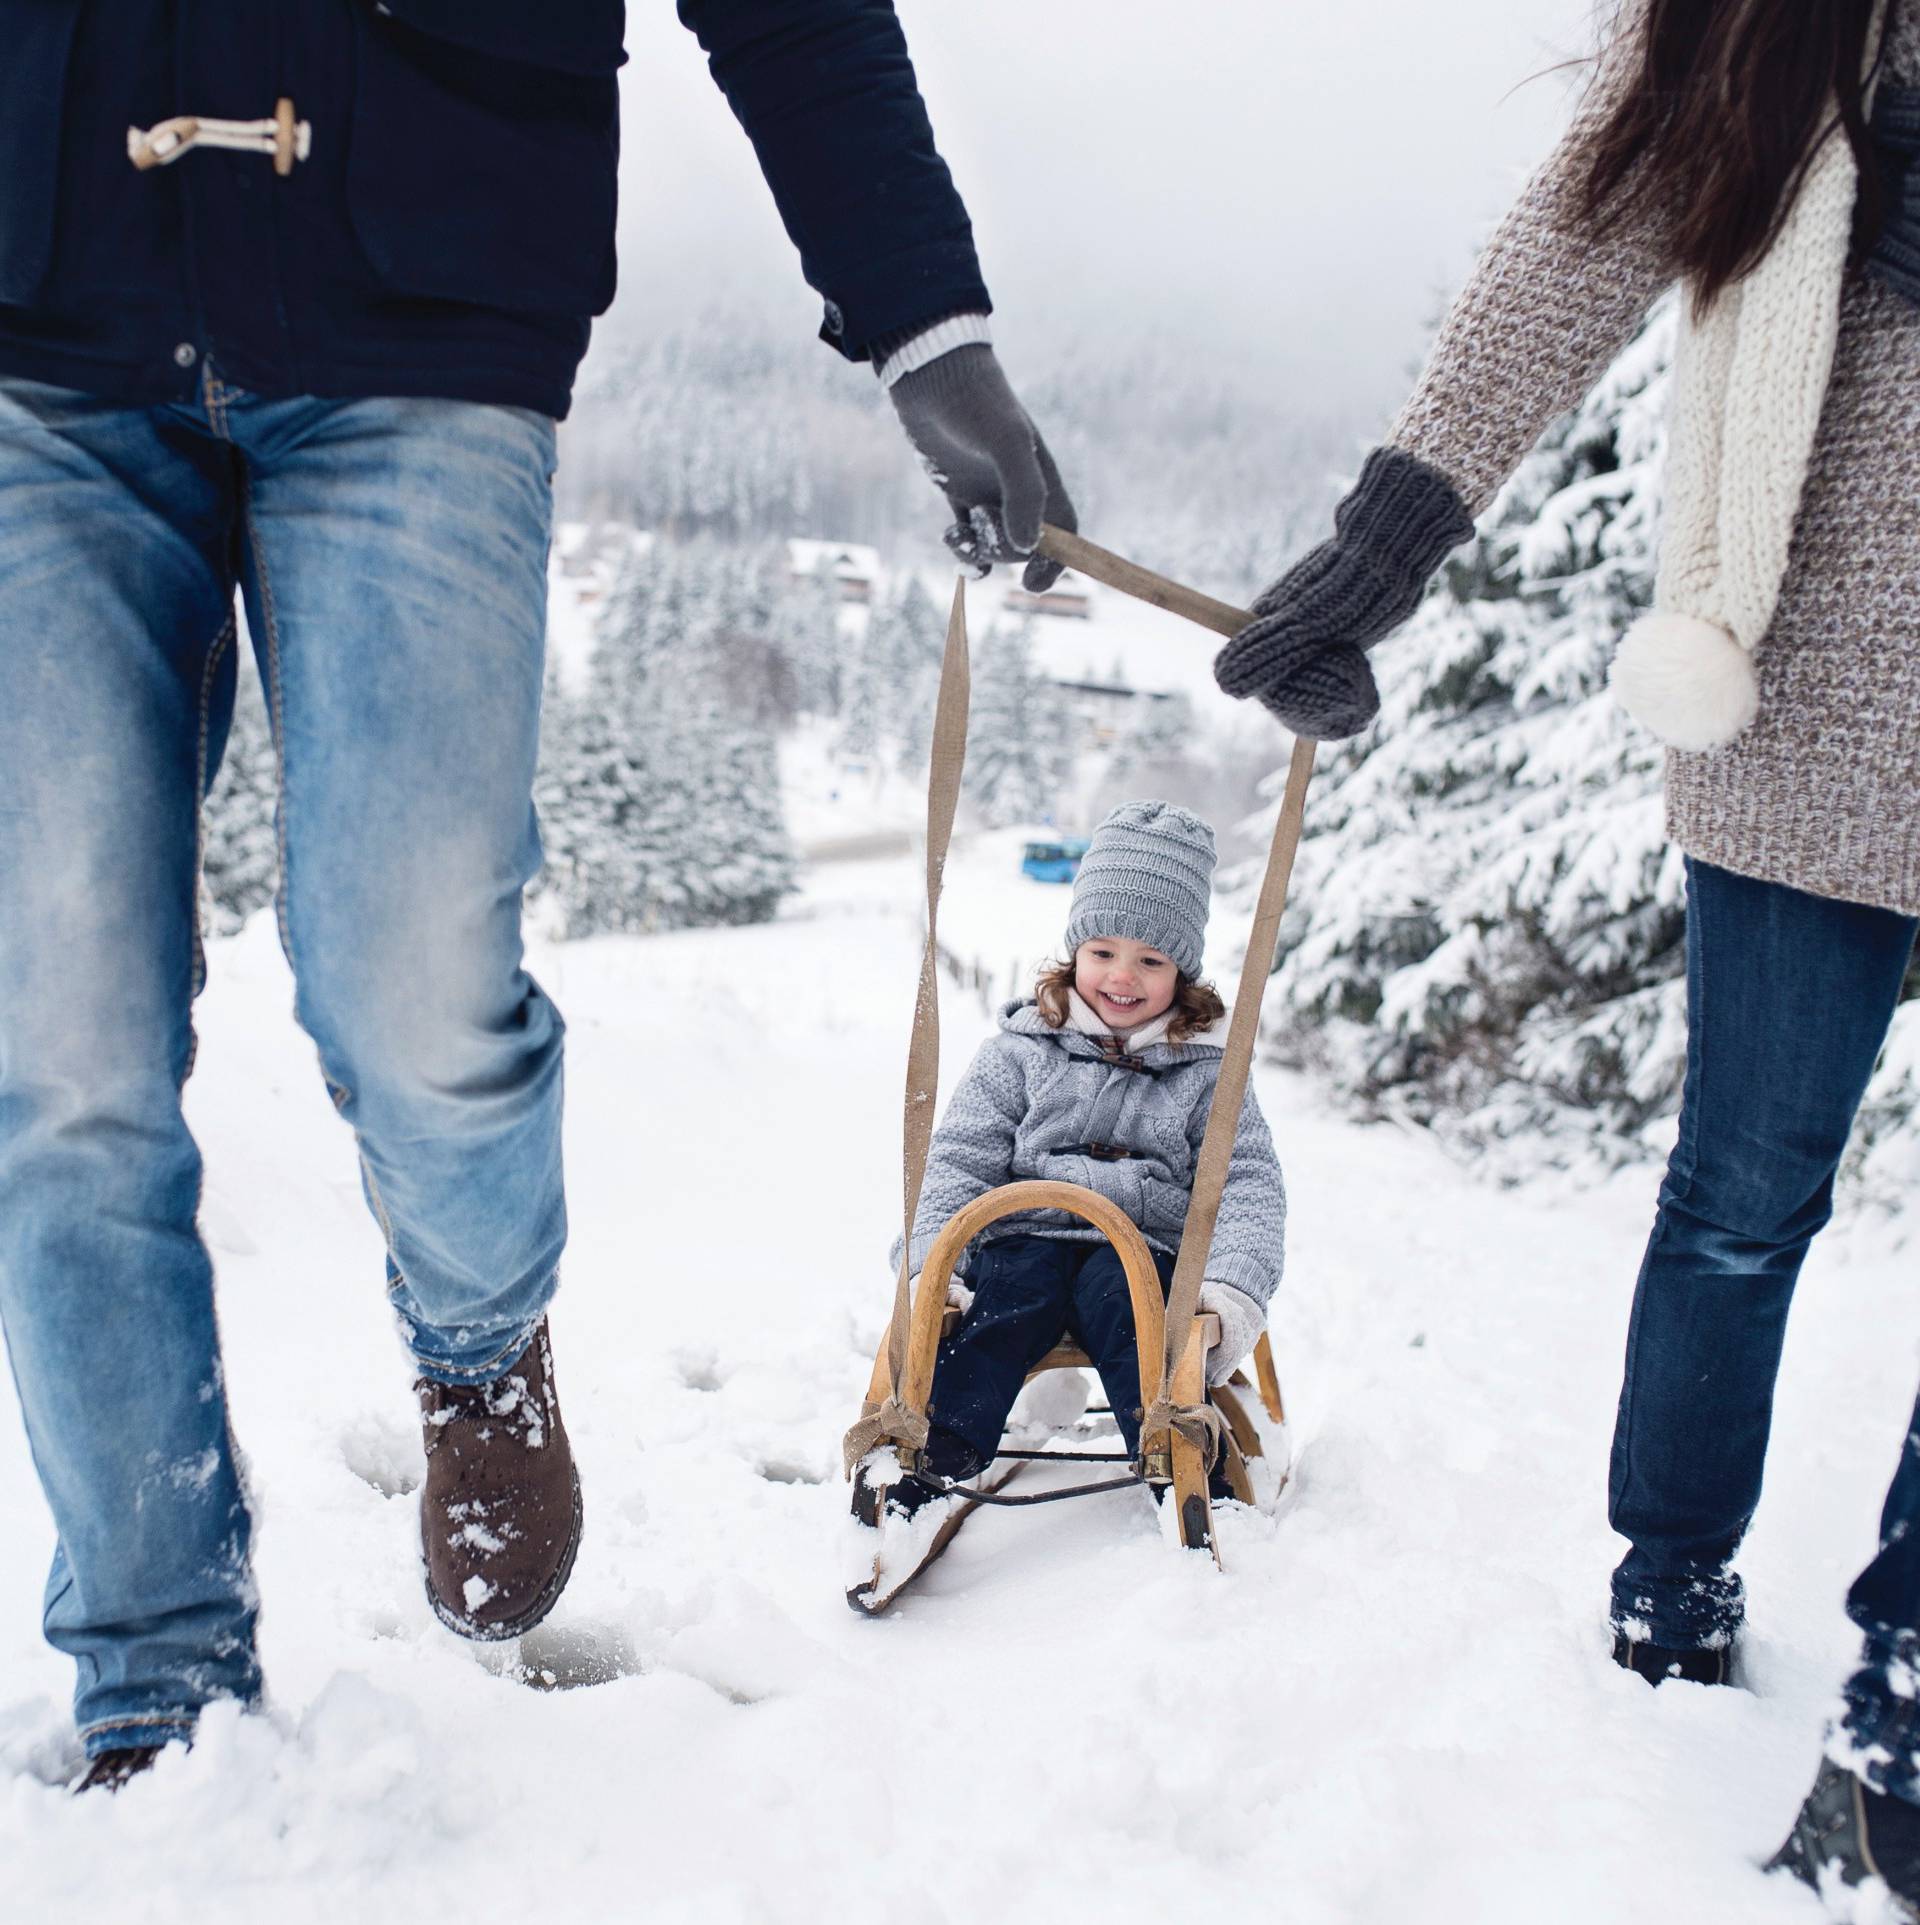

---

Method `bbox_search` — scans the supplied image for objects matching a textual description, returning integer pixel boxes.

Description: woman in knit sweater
[1212,1,1920,1909]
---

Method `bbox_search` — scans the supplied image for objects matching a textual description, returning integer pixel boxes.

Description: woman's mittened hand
[1214,446,1474,741]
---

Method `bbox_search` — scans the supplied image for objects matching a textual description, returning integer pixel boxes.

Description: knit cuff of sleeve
[871,311,994,388]
[1329,446,1476,600]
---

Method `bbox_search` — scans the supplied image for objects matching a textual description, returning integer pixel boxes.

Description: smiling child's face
[1073,936,1178,1031]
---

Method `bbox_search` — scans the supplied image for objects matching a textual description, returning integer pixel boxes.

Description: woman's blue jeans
[1610,858,1920,1795]
[0,373,567,1754]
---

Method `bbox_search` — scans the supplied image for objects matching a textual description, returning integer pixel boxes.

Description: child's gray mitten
[887,342,1077,591]
[1214,447,1473,740]
[1198,1280,1265,1388]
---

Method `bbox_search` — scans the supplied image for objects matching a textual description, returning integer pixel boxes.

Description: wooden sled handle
[1035,524,1252,642]
[864,1180,1174,1450]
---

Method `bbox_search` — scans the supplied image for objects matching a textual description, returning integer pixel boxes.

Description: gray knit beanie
[1064,800,1217,979]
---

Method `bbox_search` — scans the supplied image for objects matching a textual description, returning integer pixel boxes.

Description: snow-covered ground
[3,851,1915,1924]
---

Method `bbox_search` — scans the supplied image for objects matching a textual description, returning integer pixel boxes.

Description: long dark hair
[1581,0,1889,310]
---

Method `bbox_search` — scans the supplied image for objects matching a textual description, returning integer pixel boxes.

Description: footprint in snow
[503,1619,642,1692]
[338,1411,425,1498]
[755,1456,827,1486]
[673,1347,729,1394]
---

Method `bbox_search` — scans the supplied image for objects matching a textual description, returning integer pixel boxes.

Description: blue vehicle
[1021,837,1090,884]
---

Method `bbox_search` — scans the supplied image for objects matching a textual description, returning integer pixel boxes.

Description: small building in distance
[1047,677,1183,750]
[1003,569,1092,620]
[787,537,881,605]
[553,522,654,607]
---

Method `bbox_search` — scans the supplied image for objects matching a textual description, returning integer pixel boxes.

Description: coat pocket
[366,1,626,78]
[347,4,621,317]
[0,2,81,306]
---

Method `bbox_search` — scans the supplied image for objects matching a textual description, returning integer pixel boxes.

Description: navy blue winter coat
[0,1,991,419]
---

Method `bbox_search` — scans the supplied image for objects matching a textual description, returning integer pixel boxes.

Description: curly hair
[1032,957,1226,1047]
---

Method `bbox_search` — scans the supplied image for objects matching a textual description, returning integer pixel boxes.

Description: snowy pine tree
[780,565,848,717]
[534,541,798,938]
[834,608,886,768]
[965,618,1076,827]
[878,576,949,776]
[1104,690,1195,788]
[200,643,279,937]
[1257,304,1687,1177]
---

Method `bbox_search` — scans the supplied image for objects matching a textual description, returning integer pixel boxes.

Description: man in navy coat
[0,0,1072,1787]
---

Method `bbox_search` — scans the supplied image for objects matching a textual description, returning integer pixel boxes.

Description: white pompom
[1609,612,1759,752]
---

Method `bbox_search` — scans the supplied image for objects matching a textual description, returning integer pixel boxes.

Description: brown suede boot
[418,1319,582,1642]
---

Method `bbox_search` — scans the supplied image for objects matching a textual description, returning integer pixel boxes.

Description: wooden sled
[846,527,1309,1615]
[847,1179,1288,1613]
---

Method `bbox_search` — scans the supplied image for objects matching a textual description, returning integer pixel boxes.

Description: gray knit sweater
[1389,2,1920,914]
[895,1001,1287,1308]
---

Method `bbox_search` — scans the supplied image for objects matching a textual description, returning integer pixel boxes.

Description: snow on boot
[73,1746,162,1794]
[418,1319,582,1642]
[855,1426,981,1524]
[1770,1758,1920,1921]
[846,1428,1006,1614]
[1611,1631,1732,1687]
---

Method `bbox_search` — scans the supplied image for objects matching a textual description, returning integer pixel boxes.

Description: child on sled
[886,799,1286,1514]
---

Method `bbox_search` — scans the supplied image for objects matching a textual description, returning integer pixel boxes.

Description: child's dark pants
[928,1232,1178,1468]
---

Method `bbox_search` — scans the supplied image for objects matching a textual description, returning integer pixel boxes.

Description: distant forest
[559,310,1360,605]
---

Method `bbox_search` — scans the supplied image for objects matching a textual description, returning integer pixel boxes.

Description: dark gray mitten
[888,344,1077,591]
[1215,447,1473,740]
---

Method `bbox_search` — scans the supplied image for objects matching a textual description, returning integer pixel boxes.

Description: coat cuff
[1199,1257,1277,1310]
[872,312,993,387]
[814,238,993,364]
[1331,446,1475,591]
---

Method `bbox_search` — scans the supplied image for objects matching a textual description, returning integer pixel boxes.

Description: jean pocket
[0,2,82,306]
[347,4,620,317]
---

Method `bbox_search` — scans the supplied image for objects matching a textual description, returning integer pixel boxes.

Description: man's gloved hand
[884,336,1076,592]
[1198,1280,1266,1389]
[1214,446,1473,741]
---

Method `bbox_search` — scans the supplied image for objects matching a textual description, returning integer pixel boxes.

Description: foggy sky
[608,2,1597,426]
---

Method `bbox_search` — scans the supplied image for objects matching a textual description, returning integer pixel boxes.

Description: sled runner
[843,526,1315,1614]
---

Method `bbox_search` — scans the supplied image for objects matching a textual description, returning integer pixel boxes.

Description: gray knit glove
[888,343,1077,592]
[1199,1280,1265,1389]
[1214,447,1473,740]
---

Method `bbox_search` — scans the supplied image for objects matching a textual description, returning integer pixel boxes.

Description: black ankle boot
[1611,1631,1733,1687]
[876,1425,985,1522]
[1770,1758,1920,1919]
[921,1424,984,1482]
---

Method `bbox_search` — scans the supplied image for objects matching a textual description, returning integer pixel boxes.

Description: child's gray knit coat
[894,1001,1286,1306]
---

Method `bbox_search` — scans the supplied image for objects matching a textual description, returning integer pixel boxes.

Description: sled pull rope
[842,577,972,1476]
[1036,524,1318,1482]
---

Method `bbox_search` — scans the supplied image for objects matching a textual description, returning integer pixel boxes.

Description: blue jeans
[1608,859,1920,1793]
[0,371,567,1754]
[931,1234,1179,1463]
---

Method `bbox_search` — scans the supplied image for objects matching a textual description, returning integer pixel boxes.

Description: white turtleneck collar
[1065,987,1179,1055]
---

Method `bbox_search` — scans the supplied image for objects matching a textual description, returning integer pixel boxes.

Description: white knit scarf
[1610,5,1888,753]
